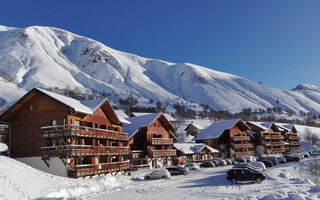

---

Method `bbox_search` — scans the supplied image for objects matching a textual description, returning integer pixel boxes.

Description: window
[28,105,33,112]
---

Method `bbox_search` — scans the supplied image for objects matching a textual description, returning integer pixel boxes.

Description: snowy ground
[0,155,320,200]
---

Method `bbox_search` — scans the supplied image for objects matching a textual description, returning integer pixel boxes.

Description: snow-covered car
[234,157,246,163]
[241,156,256,162]
[225,159,233,165]
[232,163,263,172]
[276,156,286,164]
[310,149,320,156]
[200,161,216,168]
[249,161,266,171]
[184,163,200,170]
[218,160,227,166]
[144,169,171,180]
[302,152,310,158]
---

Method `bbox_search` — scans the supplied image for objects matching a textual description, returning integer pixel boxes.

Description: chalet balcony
[41,145,130,158]
[148,149,176,157]
[288,136,300,140]
[270,142,285,146]
[266,148,285,154]
[231,136,250,141]
[151,138,174,145]
[264,135,284,140]
[235,151,254,158]
[68,161,130,177]
[289,141,301,146]
[232,143,253,149]
[290,147,301,152]
[41,125,128,141]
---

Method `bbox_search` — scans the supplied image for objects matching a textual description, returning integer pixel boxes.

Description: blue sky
[1,0,320,89]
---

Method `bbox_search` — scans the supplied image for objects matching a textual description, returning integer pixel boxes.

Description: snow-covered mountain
[1,25,320,114]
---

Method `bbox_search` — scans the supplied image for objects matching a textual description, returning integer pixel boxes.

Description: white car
[184,163,200,170]
[249,161,266,171]
[241,156,256,162]
[144,169,171,180]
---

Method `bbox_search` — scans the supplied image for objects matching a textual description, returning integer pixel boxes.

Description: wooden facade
[194,119,254,158]
[246,122,285,155]
[0,88,130,178]
[126,113,177,169]
[173,143,218,164]
[277,124,301,152]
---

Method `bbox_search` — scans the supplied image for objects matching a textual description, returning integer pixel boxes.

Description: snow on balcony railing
[41,124,128,140]
[232,143,253,149]
[148,149,176,157]
[231,136,250,141]
[151,138,174,145]
[41,144,130,156]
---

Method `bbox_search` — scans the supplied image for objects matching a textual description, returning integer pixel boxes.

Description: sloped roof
[173,143,219,154]
[37,88,106,115]
[275,123,291,131]
[193,119,246,140]
[0,88,121,125]
[131,112,176,122]
[114,110,131,125]
[184,123,205,131]
[283,124,294,130]
[247,121,279,132]
[123,113,176,139]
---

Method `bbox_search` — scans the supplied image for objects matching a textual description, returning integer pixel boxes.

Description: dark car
[226,168,266,184]
[225,159,233,165]
[200,161,216,168]
[234,157,246,163]
[259,159,274,167]
[283,155,300,162]
[212,160,221,167]
[264,157,278,166]
[166,166,188,175]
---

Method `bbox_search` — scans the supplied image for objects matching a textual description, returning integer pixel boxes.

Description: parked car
[249,161,266,171]
[264,156,278,166]
[259,159,274,167]
[212,160,221,166]
[226,168,266,184]
[144,169,171,180]
[219,159,227,166]
[276,156,287,164]
[166,166,189,175]
[232,163,263,172]
[225,159,233,165]
[241,156,256,162]
[185,163,200,170]
[310,149,320,156]
[234,157,246,163]
[283,155,300,162]
[200,161,216,168]
[302,152,310,158]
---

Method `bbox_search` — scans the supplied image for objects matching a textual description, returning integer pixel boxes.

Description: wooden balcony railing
[151,138,174,145]
[234,151,254,158]
[148,149,176,157]
[270,142,284,146]
[231,136,250,141]
[232,143,253,149]
[266,148,285,154]
[265,135,284,140]
[288,136,300,140]
[41,145,130,157]
[41,125,128,141]
[68,161,130,177]
[290,147,301,152]
[289,142,301,146]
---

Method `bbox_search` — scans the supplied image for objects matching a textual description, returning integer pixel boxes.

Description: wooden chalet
[173,142,219,165]
[193,119,254,158]
[184,122,205,137]
[0,88,130,178]
[246,121,285,155]
[124,113,177,170]
[276,124,301,152]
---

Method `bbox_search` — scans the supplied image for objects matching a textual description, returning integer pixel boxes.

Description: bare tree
[304,128,313,144]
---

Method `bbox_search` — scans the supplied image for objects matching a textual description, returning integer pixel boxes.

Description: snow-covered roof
[247,121,279,132]
[275,123,291,132]
[123,113,175,138]
[248,130,257,135]
[0,143,8,152]
[193,119,245,140]
[283,124,294,130]
[184,123,205,131]
[173,143,219,154]
[114,110,131,125]
[131,112,176,122]
[37,88,107,115]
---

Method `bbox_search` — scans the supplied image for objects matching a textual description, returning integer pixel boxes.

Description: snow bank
[0,142,8,152]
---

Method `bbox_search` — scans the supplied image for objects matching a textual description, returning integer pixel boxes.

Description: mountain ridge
[0,25,320,114]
